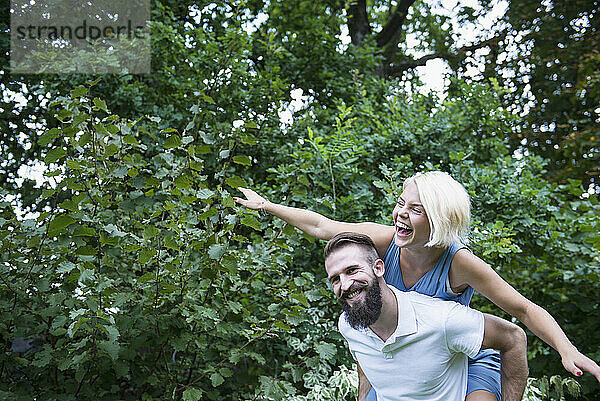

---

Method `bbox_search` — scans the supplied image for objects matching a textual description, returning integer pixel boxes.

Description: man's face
[325,245,383,329]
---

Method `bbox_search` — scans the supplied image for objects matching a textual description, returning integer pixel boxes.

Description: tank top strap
[439,241,468,278]
[435,241,473,304]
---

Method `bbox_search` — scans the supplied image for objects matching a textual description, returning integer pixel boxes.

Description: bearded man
[324,232,528,401]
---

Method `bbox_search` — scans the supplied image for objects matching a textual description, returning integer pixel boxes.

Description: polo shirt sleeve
[444,302,484,358]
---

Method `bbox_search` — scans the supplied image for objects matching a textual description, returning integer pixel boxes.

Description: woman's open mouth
[396,221,413,237]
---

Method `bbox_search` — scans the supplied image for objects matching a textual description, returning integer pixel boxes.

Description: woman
[234,171,600,401]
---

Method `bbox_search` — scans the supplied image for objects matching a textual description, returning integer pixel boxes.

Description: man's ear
[373,259,385,278]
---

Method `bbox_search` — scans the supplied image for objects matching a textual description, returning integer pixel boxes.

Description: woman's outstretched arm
[234,187,395,257]
[450,250,600,383]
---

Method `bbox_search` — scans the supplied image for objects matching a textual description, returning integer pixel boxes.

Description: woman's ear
[373,259,385,278]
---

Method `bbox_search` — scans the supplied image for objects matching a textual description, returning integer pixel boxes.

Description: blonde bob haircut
[403,171,470,248]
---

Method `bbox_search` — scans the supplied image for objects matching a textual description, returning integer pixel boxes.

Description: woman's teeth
[396,222,413,235]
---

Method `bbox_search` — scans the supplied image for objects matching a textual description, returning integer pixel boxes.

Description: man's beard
[339,278,382,330]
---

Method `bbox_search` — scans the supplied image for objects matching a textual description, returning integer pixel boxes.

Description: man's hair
[324,232,379,266]
[403,171,470,247]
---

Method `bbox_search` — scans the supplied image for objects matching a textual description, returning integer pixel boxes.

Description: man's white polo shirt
[338,285,484,401]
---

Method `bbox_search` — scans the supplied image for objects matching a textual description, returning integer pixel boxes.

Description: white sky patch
[278,88,310,126]
[243,11,268,34]
[406,0,508,97]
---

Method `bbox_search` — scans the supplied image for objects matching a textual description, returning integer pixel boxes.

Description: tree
[499,0,600,193]
[2,1,600,399]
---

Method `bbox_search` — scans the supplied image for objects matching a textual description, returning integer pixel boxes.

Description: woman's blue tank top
[382,239,474,305]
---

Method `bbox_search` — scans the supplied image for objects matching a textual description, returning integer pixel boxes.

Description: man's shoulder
[337,313,351,335]
[337,313,368,342]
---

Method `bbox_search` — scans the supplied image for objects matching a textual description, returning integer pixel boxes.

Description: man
[324,232,528,401]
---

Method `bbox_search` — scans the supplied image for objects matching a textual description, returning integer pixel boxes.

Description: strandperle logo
[10,0,150,74]
[14,20,146,41]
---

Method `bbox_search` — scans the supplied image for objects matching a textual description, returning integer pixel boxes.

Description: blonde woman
[234,171,600,401]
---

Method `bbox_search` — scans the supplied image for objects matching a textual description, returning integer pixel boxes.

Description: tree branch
[347,0,371,46]
[384,36,502,77]
[375,0,416,49]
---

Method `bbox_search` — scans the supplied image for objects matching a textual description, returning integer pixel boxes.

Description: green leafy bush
[2,75,599,399]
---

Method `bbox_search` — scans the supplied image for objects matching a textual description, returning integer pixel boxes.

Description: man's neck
[369,283,398,342]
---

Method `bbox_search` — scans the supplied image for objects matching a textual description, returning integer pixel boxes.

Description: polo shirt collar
[365,284,417,343]
[388,285,417,339]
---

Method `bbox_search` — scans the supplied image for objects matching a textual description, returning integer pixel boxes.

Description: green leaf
[76,245,97,256]
[39,128,61,146]
[259,376,286,400]
[182,388,203,401]
[71,86,88,98]
[220,254,238,273]
[210,372,224,387]
[282,224,296,236]
[315,342,337,361]
[105,326,120,342]
[105,144,119,157]
[136,271,155,283]
[165,134,183,149]
[103,224,126,237]
[290,293,309,307]
[138,247,157,264]
[57,261,77,274]
[225,175,248,188]
[32,345,52,367]
[44,147,67,164]
[93,97,108,112]
[48,214,75,236]
[174,175,191,189]
[142,225,160,240]
[123,134,139,145]
[274,321,292,331]
[208,243,228,260]
[232,155,252,166]
[67,317,90,337]
[241,215,261,231]
[99,340,120,360]
[73,226,95,236]
[197,188,216,200]
[78,268,94,283]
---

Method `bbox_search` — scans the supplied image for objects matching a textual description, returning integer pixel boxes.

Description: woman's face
[392,182,431,248]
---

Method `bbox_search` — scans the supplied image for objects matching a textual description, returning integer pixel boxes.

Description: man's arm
[481,313,528,401]
[357,362,372,401]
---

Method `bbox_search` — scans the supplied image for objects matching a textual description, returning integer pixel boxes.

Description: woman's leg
[467,350,502,401]
[364,386,377,401]
[466,390,498,401]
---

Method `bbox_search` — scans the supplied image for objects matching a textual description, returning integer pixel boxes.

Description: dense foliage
[1,1,600,400]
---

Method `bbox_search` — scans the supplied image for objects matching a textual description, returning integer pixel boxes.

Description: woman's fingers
[563,352,600,382]
[234,187,267,210]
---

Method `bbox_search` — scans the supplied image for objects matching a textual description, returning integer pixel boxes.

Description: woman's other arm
[450,250,600,382]
[357,362,372,401]
[234,187,395,256]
